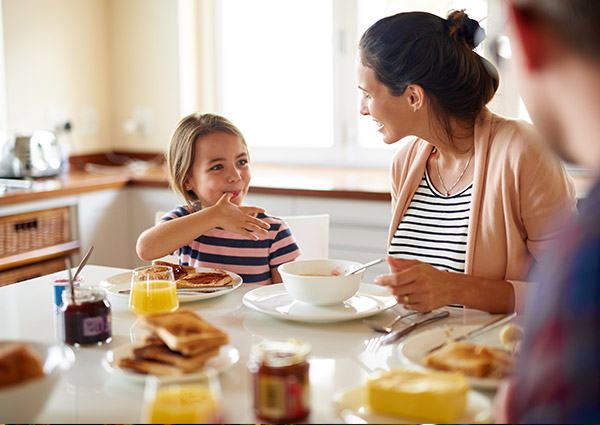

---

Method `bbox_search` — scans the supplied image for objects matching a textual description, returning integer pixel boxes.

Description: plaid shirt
[506,179,600,423]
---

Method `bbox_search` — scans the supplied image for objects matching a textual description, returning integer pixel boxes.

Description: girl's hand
[210,193,270,240]
[373,255,454,312]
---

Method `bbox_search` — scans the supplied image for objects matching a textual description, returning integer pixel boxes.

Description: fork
[365,311,450,353]
[363,309,421,333]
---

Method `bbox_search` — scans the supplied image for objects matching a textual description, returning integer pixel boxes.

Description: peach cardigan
[388,109,577,313]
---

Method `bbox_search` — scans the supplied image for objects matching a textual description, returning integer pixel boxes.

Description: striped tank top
[389,170,472,273]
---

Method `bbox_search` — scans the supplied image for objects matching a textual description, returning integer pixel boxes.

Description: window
[215,0,517,167]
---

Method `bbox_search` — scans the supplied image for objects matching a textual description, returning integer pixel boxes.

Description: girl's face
[184,132,251,207]
[356,61,413,144]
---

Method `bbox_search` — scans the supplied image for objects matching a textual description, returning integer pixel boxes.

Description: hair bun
[447,9,485,49]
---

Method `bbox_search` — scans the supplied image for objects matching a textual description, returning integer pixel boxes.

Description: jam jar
[61,286,112,346]
[248,339,311,422]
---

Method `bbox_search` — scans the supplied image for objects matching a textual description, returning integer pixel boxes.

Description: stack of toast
[424,341,516,379]
[118,309,229,376]
[152,260,234,288]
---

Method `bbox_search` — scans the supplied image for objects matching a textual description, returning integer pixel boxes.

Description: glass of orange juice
[142,368,223,424]
[129,265,179,316]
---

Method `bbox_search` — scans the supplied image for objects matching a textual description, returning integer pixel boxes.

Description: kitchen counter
[0,162,393,207]
[0,159,594,208]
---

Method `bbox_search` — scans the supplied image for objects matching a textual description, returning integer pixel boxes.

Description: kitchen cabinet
[0,197,79,286]
[0,184,393,283]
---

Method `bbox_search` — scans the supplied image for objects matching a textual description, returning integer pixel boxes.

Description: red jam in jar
[61,287,112,346]
[248,339,311,422]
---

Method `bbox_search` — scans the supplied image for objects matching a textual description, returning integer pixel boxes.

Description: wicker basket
[0,207,70,258]
[0,257,67,286]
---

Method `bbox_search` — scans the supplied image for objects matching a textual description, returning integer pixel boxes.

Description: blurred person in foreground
[496,0,600,422]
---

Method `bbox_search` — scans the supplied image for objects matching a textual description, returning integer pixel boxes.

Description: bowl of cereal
[278,259,364,306]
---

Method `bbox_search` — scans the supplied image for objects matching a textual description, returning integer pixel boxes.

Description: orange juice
[146,384,221,423]
[129,280,179,315]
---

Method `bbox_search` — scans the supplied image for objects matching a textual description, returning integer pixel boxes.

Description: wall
[1,0,183,155]
[2,0,113,154]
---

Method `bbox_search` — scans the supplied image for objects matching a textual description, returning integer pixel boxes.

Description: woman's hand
[374,256,455,312]
[210,193,270,240]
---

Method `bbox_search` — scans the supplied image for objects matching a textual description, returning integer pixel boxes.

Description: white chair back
[154,211,180,264]
[281,214,329,260]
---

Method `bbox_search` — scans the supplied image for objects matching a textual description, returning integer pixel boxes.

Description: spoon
[346,258,385,276]
[72,246,94,282]
[65,257,75,300]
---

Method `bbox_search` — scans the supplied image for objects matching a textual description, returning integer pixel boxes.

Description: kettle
[0,130,63,178]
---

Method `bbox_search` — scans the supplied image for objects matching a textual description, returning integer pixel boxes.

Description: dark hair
[359,10,499,145]
[510,0,600,62]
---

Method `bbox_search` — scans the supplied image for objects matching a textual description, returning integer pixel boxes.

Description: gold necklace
[435,148,474,197]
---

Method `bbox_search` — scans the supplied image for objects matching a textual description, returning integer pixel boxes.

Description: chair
[154,211,330,262]
[281,214,329,260]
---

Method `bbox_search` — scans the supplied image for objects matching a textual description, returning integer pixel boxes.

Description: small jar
[61,286,112,347]
[248,339,311,422]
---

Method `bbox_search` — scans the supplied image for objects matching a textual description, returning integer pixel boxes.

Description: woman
[357,10,576,313]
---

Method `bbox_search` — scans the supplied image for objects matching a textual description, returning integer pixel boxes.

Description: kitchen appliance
[0,130,63,178]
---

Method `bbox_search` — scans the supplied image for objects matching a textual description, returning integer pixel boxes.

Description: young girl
[136,113,300,285]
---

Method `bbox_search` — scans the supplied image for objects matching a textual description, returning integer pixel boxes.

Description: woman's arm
[136,193,270,261]
[374,256,515,313]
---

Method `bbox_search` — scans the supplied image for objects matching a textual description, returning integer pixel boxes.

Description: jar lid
[62,286,107,304]
[250,339,311,367]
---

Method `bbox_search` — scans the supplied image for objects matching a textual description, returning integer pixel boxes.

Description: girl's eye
[237,159,248,166]
[364,93,372,100]
[210,164,223,171]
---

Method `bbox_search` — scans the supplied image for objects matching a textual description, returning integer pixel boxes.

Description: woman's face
[184,132,251,207]
[356,61,413,144]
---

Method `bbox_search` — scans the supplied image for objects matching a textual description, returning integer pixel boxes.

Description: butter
[366,368,470,423]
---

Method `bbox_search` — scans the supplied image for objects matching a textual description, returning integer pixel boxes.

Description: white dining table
[0,265,501,423]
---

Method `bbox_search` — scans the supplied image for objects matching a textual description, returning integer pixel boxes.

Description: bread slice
[152,260,196,280]
[0,343,45,388]
[133,344,221,372]
[140,309,229,352]
[118,357,183,376]
[176,271,233,288]
[424,341,495,378]
[143,332,225,356]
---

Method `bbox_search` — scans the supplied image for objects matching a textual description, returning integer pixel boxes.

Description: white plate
[242,283,397,323]
[100,268,243,303]
[333,385,493,424]
[399,325,504,390]
[101,343,240,383]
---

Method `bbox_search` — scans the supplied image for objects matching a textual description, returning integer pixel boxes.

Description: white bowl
[0,341,74,423]
[278,259,364,306]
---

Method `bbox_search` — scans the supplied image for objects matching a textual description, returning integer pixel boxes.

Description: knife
[118,286,233,295]
[380,310,450,345]
[426,311,517,354]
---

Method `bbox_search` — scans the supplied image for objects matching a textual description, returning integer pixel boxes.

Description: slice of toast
[118,356,183,376]
[152,260,196,280]
[143,332,226,356]
[176,271,233,288]
[133,344,221,372]
[140,309,229,352]
[424,341,494,378]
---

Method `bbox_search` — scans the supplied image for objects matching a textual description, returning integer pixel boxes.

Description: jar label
[256,372,309,420]
[82,315,111,337]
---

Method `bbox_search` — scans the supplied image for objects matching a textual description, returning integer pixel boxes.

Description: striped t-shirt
[389,170,472,273]
[162,206,300,285]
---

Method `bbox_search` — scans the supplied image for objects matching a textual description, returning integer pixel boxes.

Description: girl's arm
[136,193,270,261]
[270,267,283,284]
